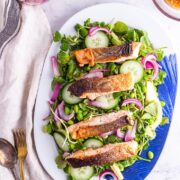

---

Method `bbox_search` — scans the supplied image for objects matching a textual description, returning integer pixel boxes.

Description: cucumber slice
[120,60,144,83]
[95,94,119,110]
[62,83,82,104]
[85,31,109,48]
[56,129,66,136]
[84,138,103,148]
[68,166,94,180]
[53,132,69,152]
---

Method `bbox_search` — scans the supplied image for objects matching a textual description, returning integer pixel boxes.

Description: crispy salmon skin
[75,42,141,66]
[68,110,133,140]
[66,141,138,168]
[68,72,134,100]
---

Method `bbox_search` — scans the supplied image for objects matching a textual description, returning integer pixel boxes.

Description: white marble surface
[42,0,180,179]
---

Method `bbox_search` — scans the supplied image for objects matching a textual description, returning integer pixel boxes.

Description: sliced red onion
[122,98,143,110]
[54,108,59,122]
[51,56,59,76]
[50,83,61,102]
[99,169,118,180]
[124,120,137,142]
[90,68,109,73]
[88,26,99,34]
[58,101,75,121]
[19,0,48,5]
[62,152,70,159]
[116,129,125,139]
[89,26,110,37]
[144,60,159,80]
[88,100,109,109]
[99,131,114,137]
[48,99,54,106]
[141,54,161,69]
[141,58,154,69]
[83,71,103,79]
[141,54,161,80]
[143,54,157,62]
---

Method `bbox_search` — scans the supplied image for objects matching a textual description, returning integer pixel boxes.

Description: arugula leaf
[55,154,67,169]
[123,29,139,42]
[154,70,167,86]
[154,48,165,61]
[140,31,152,48]
[117,156,138,170]
[84,18,91,27]
[104,135,123,144]
[42,122,56,134]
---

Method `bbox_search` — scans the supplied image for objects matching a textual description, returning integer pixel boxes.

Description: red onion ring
[48,100,54,106]
[89,26,110,37]
[50,83,61,102]
[88,26,99,34]
[58,101,75,121]
[99,131,114,137]
[124,120,137,142]
[116,129,125,139]
[122,98,143,110]
[90,68,109,73]
[83,72,103,79]
[50,56,59,76]
[88,100,109,109]
[144,60,159,80]
[54,108,59,122]
[141,54,160,80]
[141,54,161,69]
[62,152,70,159]
[99,169,118,180]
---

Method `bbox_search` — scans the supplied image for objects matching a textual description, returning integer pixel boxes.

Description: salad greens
[43,18,168,180]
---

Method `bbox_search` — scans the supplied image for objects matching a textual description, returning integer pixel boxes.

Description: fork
[13,129,27,180]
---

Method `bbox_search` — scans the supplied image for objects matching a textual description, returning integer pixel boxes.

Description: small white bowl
[153,0,180,21]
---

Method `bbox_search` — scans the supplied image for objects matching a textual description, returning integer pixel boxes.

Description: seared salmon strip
[68,72,134,100]
[68,110,133,140]
[66,141,138,168]
[75,42,141,66]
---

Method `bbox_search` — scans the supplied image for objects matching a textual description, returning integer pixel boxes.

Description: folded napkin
[0,0,52,179]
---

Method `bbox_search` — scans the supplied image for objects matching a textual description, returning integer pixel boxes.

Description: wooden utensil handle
[19,158,25,180]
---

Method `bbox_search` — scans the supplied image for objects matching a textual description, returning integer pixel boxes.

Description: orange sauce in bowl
[165,0,180,9]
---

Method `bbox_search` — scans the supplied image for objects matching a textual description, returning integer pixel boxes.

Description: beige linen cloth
[0,0,52,179]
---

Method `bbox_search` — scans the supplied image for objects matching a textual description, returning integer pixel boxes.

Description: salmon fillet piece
[66,141,138,168]
[68,72,134,100]
[75,42,141,66]
[68,110,133,140]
